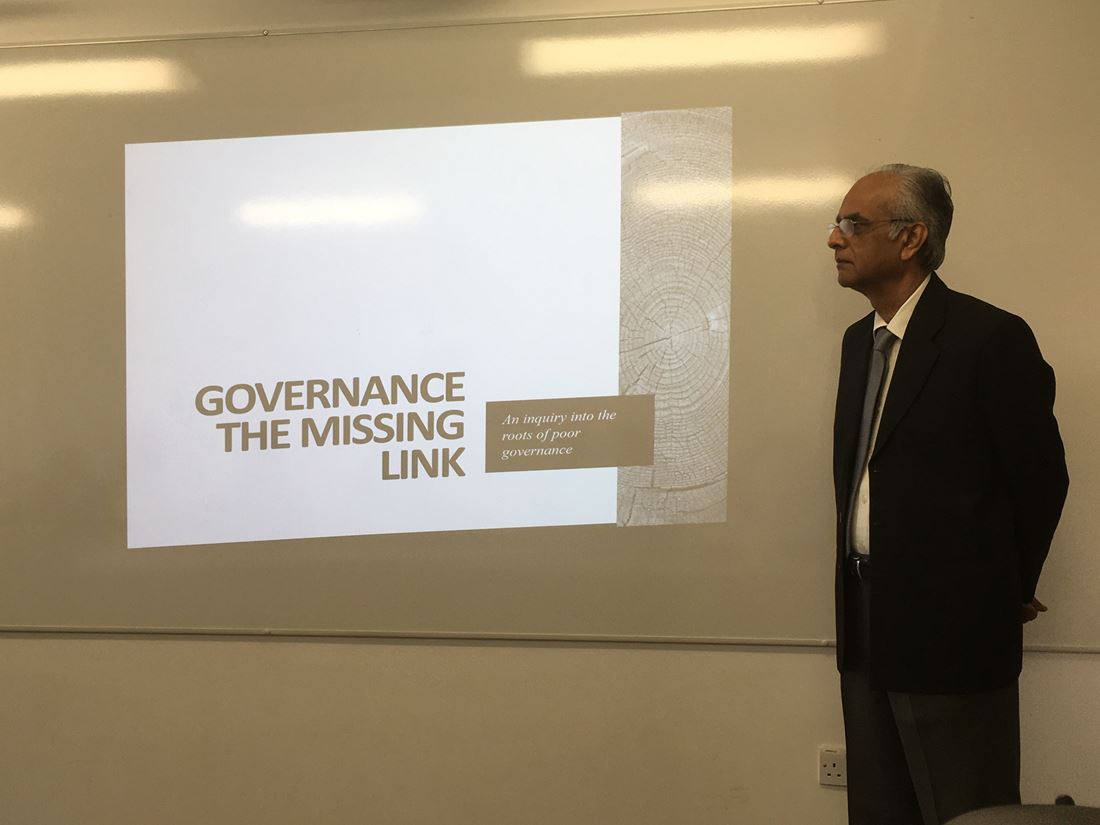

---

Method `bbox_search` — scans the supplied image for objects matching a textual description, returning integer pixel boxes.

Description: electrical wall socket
[819,746,847,787]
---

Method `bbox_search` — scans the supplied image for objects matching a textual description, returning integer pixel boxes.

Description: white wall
[1,639,1095,824]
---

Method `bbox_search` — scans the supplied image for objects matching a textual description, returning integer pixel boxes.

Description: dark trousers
[841,570,1021,825]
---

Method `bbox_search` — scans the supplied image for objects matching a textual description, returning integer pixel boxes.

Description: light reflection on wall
[639,175,851,209]
[0,58,189,100]
[0,203,29,231]
[522,23,884,75]
[238,195,426,228]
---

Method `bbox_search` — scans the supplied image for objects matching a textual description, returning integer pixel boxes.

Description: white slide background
[126,118,621,548]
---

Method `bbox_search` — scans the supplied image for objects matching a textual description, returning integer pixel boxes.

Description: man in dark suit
[829,164,1068,825]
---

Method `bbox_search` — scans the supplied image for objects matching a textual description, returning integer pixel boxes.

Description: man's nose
[827,227,845,249]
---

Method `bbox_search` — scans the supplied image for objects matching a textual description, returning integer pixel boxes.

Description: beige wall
[1,638,1096,823]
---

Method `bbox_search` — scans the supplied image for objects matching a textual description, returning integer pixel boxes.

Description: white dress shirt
[850,274,932,555]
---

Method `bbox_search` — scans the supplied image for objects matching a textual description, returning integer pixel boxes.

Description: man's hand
[1022,597,1048,623]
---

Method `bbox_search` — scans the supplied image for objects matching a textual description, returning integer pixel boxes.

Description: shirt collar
[873,274,932,341]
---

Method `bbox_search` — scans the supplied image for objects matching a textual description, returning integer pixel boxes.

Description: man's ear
[899,222,929,262]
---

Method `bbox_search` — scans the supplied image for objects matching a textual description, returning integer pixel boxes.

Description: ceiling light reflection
[638,180,730,208]
[732,175,851,208]
[0,58,188,100]
[523,23,883,76]
[239,195,426,228]
[638,175,851,209]
[0,203,29,231]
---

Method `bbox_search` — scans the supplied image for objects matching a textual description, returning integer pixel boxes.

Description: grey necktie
[846,326,898,554]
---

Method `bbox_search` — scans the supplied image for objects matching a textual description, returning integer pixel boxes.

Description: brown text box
[485,394,654,473]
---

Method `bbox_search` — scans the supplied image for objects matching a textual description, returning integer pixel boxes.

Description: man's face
[828,173,907,294]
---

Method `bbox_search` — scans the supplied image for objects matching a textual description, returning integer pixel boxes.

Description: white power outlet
[819,746,847,787]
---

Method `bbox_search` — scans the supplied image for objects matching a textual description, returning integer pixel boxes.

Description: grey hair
[873,163,953,272]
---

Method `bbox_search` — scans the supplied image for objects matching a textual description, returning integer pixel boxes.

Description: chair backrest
[946,805,1100,825]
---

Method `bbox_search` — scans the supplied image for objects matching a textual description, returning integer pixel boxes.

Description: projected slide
[125,108,730,548]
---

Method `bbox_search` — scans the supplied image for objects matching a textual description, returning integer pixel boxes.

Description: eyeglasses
[827,217,915,237]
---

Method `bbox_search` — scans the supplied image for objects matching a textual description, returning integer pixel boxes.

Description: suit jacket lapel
[835,312,874,498]
[872,273,947,459]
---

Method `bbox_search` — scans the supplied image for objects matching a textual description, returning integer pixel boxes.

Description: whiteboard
[1,0,1095,648]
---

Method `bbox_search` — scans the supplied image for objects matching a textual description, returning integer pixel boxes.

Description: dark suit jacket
[833,274,1068,693]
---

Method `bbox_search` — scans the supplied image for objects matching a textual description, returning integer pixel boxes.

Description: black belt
[846,553,870,582]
